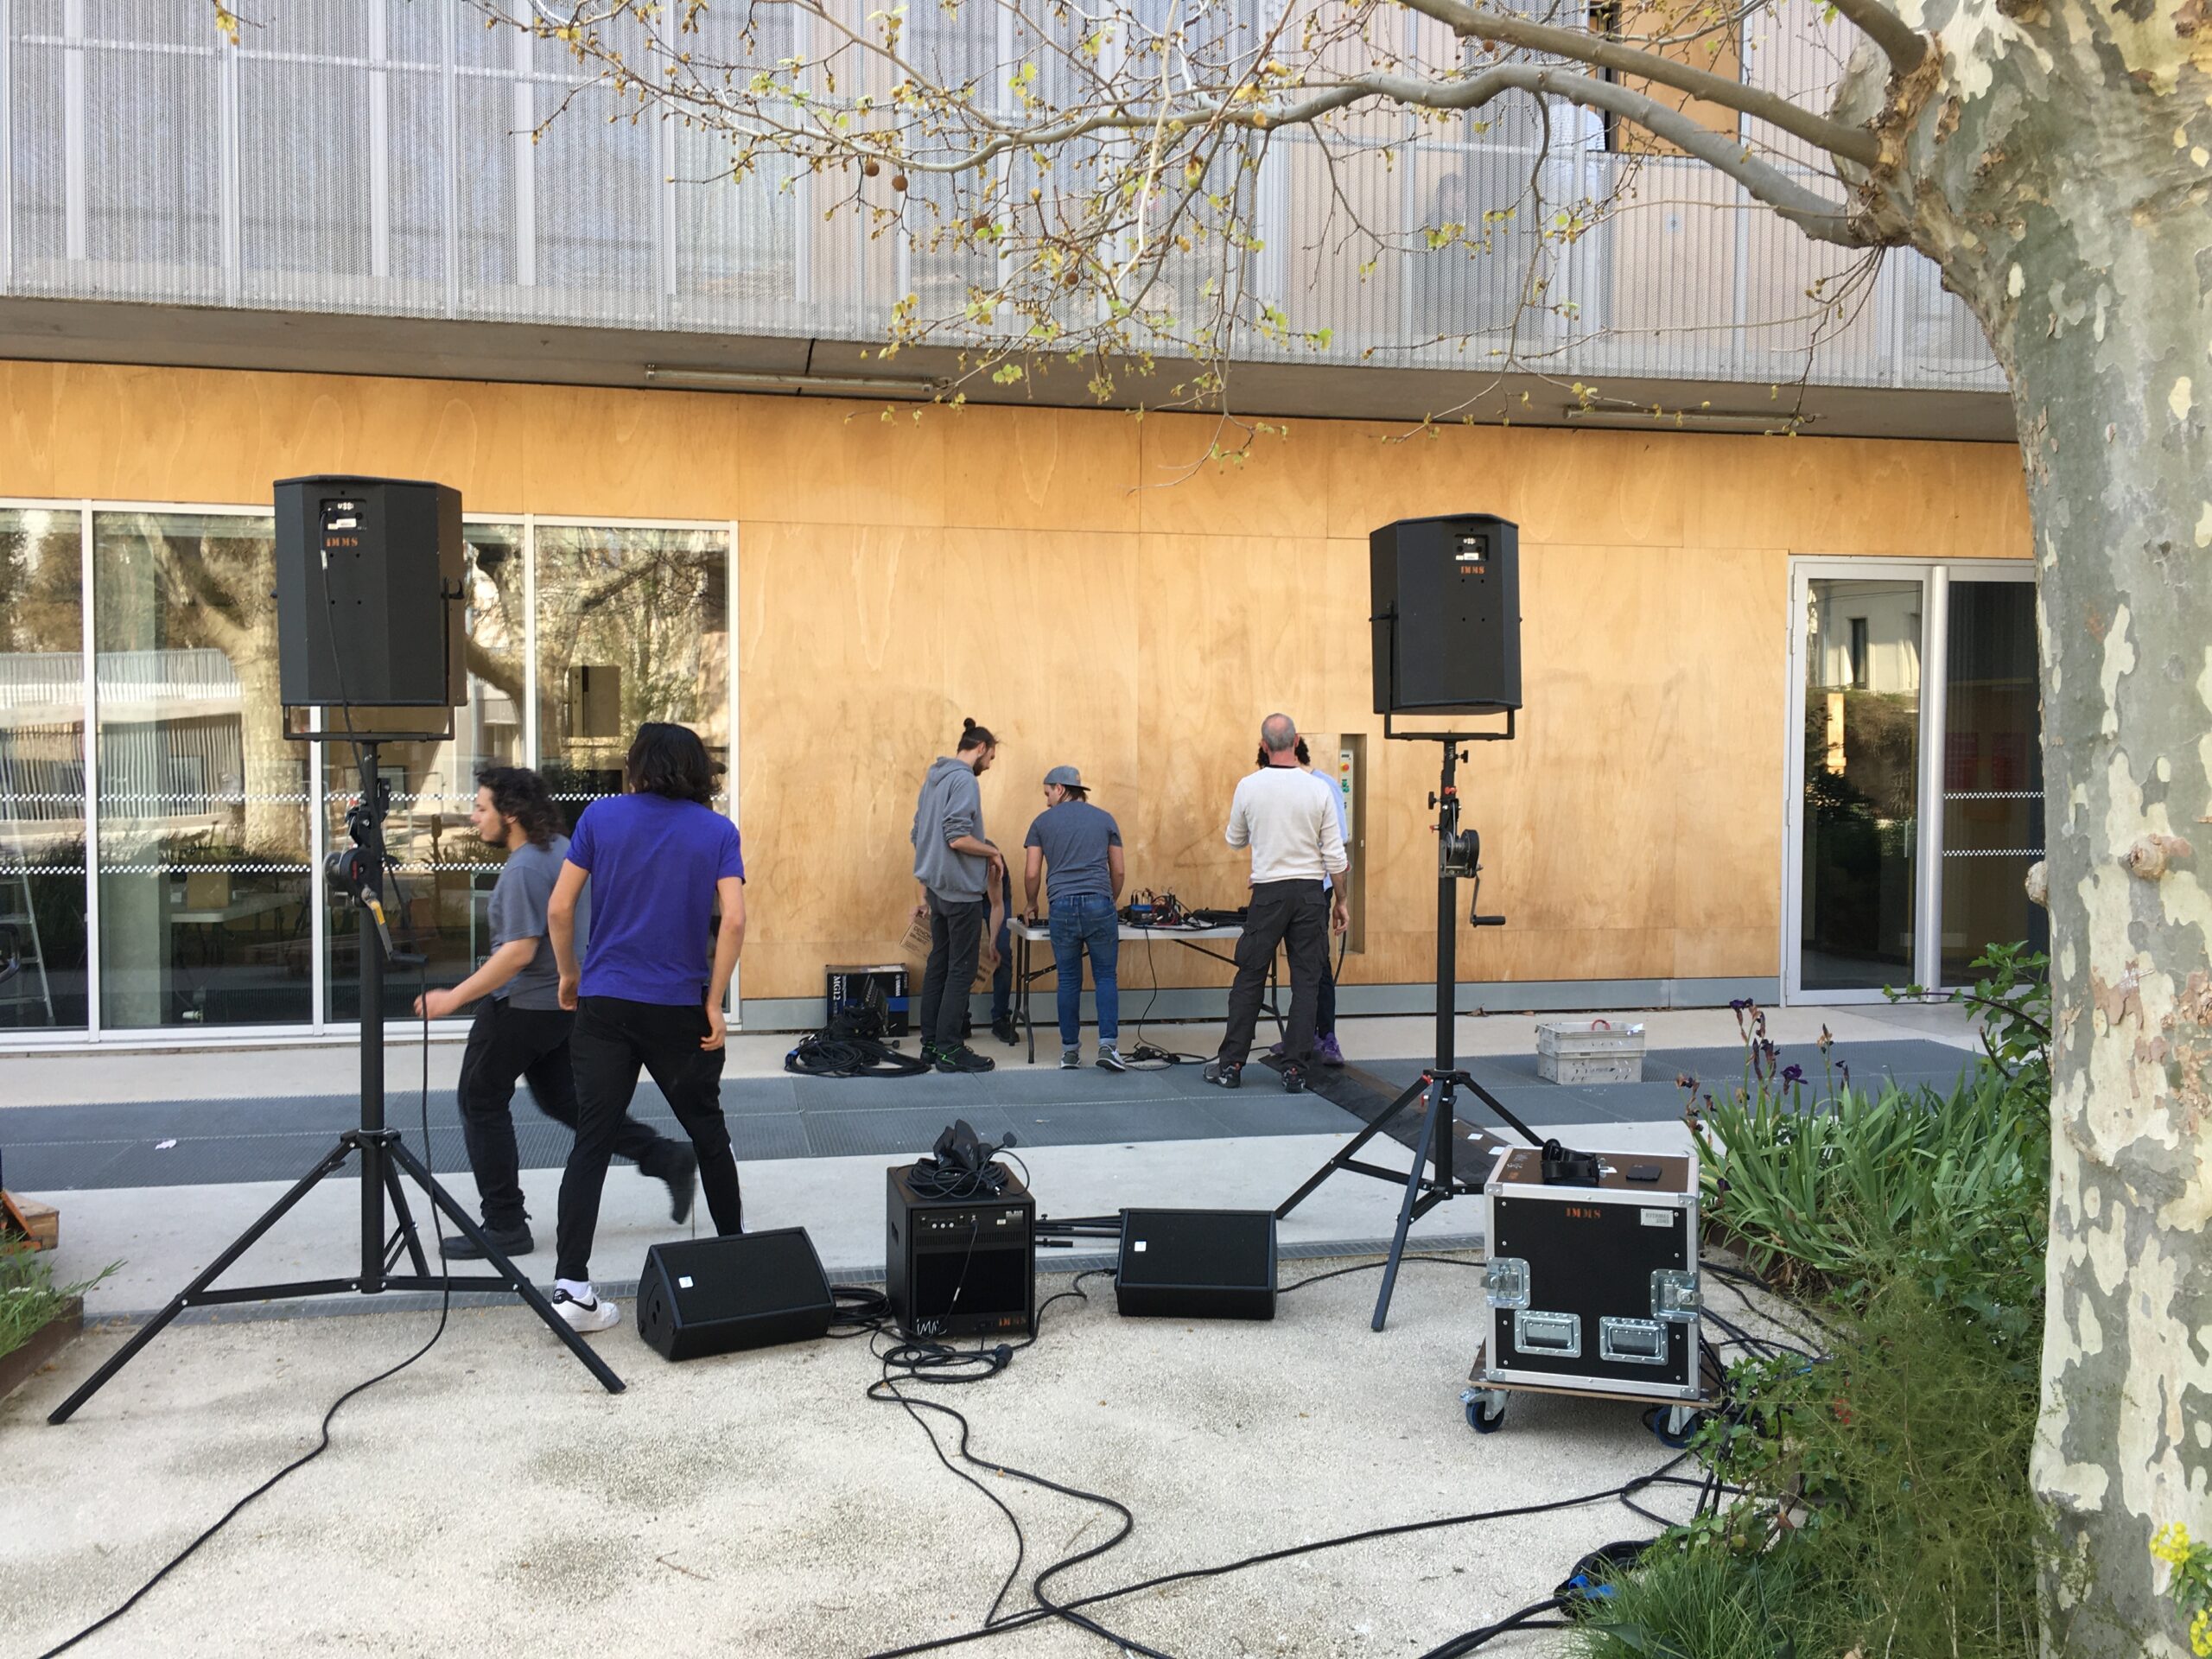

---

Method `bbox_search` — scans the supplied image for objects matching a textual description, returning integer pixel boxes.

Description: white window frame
[0,500,743,1049]
[1782,556,2037,1007]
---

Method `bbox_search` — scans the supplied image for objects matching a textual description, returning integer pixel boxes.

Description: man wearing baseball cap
[1021,766,1128,1071]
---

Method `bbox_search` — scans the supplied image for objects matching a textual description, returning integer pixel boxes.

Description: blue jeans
[1048,893,1119,1048]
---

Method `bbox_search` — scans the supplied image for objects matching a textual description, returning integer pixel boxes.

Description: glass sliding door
[93,511,313,1029]
[1789,562,2044,1001]
[1797,575,1924,992]
[0,509,90,1029]
[1938,577,2047,981]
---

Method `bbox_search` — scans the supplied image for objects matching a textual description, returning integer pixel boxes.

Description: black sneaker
[1279,1061,1308,1095]
[660,1145,698,1224]
[918,1040,943,1068]
[990,1015,1020,1047]
[443,1220,533,1259]
[1202,1058,1243,1090]
[935,1044,997,1075]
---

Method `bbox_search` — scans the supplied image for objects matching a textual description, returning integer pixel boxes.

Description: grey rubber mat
[1305,1039,1980,1159]
[4,1065,1358,1192]
[1,1038,1977,1193]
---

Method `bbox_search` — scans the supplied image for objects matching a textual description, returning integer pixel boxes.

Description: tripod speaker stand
[49,736,624,1424]
[1275,719,1541,1332]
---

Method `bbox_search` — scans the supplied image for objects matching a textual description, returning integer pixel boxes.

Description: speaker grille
[656,1230,825,1321]
[1119,1210,1274,1289]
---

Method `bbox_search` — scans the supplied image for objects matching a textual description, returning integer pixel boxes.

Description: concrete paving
[5,1255,1731,1659]
[0,1005,1916,1657]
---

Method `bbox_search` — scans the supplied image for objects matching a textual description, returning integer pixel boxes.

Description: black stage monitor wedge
[887,1163,1037,1339]
[1116,1208,1278,1320]
[636,1228,835,1361]
[1370,514,1522,715]
[275,475,467,709]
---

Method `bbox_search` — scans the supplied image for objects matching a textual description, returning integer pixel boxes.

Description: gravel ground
[2,1254,1709,1659]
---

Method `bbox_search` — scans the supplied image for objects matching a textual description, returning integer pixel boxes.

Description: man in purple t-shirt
[543,721,747,1334]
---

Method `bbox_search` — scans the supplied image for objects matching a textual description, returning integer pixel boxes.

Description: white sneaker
[552,1288,620,1333]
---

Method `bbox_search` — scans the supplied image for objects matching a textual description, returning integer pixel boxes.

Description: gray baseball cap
[1043,765,1084,789]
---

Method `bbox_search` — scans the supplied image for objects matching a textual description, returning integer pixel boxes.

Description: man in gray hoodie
[910,717,1002,1073]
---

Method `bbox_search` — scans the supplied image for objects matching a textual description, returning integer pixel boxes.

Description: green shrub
[0,1242,112,1359]
[1573,1546,1809,1659]
[1580,971,2053,1659]
[1575,1276,2044,1659]
[1684,1008,2047,1352]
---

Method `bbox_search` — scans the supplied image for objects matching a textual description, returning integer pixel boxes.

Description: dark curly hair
[625,721,722,805]
[476,765,561,848]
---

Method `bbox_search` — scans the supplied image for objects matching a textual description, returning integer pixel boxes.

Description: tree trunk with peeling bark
[1846,3,2212,1649]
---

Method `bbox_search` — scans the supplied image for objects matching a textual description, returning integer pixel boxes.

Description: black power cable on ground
[36,970,454,1659]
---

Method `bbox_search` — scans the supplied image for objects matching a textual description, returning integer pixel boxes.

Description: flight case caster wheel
[1461,1388,1508,1433]
[1648,1403,1700,1447]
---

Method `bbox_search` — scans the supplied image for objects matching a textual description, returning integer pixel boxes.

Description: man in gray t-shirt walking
[413,766,695,1258]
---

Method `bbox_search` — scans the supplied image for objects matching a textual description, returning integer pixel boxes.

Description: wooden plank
[3,1192,58,1252]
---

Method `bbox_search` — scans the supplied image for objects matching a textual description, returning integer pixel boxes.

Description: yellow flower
[2190,1605,2210,1658]
[2155,1522,2195,1566]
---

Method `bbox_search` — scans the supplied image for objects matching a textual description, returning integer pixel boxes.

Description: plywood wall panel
[941,406,1143,534]
[728,397,949,528]
[737,522,952,971]
[519,385,745,519]
[28,365,533,508]
[934,529,1142,863]
[1135,416,1333,538]
[1681,434,2031,559]
[1130,533,1334,917]
[1664,545,1789,942]
[0,359,2034,1002]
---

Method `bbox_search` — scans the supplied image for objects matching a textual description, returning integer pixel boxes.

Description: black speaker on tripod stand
[1370,513,1522,716]
[48,477,626,1427]
[1279,513,1543,1332]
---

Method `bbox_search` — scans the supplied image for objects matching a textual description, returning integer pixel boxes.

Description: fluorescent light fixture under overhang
[1561,405,1816,430]
[645,364,948,397]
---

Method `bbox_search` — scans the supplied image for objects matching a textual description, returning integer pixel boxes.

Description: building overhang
[0,296,2019,444]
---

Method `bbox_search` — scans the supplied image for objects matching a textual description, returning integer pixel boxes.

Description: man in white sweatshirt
[1205,713,1348,1093]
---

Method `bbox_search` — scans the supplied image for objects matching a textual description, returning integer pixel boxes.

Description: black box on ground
[636,1227,834,1361]
[886,1162,1034,1339]
[1475,1146,1701,1402]
[828,963,910,1036]
[1116,1208,1277,1320]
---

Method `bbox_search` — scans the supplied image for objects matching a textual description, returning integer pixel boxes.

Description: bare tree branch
[1395,0,1885,165]
[1819,0,1928,76]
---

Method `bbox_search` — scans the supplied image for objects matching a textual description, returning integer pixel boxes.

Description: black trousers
[919,891,988,1051]
[556,995,745,1281]
[456,995,685,1231]
[1219,879,1328,1067]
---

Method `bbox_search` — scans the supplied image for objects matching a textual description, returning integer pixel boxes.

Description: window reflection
[324,523,525,1020]
[1941,582,2046,982]
[1800,578,1921,991]
[532,526,730,823]
[93,512,311,1028]
[0,509,89,1028]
